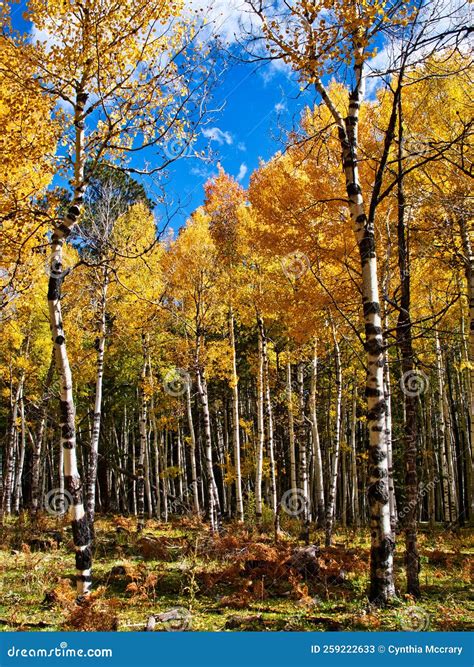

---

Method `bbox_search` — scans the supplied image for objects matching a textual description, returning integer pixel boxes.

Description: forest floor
[0,514,472,632]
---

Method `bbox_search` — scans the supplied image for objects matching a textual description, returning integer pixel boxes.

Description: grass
[0,513,472,632]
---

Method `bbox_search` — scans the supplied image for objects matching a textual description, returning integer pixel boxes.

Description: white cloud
[188,0,257,45]
[236,163,248,181]
[274,100,287,113]
[202,127,233,146]
[237,141,247,152]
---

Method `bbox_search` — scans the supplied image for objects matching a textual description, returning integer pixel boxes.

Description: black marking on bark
[364,337,384,355]
[59,401,75,439]
[47,276,62,301]
[346,115,358,127]
[371,424,384,432]
[371,448,387,463]
[366,386,382,398]
[370,466,388,480]
[76,574,92,582]
[69,205,81,217]
[72,515,91,548]
[365,324,383,337]
[367,399,386,421]
[367,480,389,504]
[347,182,361,197]
[76,547,92,571]
[55,335,65,345]
[363,301,381,316]
[56,223,71,235]
[356,213,366,225]
[359,233,376,262]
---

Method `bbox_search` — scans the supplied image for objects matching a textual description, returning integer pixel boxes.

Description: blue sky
[9,1,316,233]
[8,0,468,233]
[159,59,312,228]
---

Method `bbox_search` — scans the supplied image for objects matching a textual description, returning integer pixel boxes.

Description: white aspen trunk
[286,361,298,494]
[459,216,474,519]
[443,380,458,524]
[350,384,360,528]
[383,345,397,535]
[325,321,342,547]
[177,426,184,502]
[31,354,55,512]
[341,430,347,530]
[2,373,24,517]
[215,411,229,517]
[258,316,277,518]
[162,432,169,522]
[297,362,310,539]
[13,396,26,513]
[58,435,64,513]
[435,331,457,524]
[309,339,325,528]
[47,89,91,597]
[149,393,161,518]
[137,335,148,532]
[196,367,219,531]
[87,268,108,529]
[255,321,265,520]
[130,413,137,516]
[185,381,200,514]
[144,436,153,518]
[315,61,395,602]
[425,397,436,528]
[229,310,244,521]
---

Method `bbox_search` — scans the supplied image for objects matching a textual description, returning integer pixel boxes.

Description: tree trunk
[350,384,360,528]
[396,103,420,596]
[229,309,244,521]
[435,331,457,525]
[46,89,92,598]
[258,316,277,518]
[137,335,149,532]
[325,321,342,547]
[87,268,109,530]
[315,63,395,601]
[459,216,474,519]
[196,367,219,531]
[185,380,200,514]
[309,339,325,528]
[2,372,24,518]
[12,396,26,513]
[286,360,297,493]
[255,320,265,520]
[297,362,310,541]
[31,353,55,512]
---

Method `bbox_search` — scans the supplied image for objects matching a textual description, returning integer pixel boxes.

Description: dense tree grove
[0,0,472,615]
